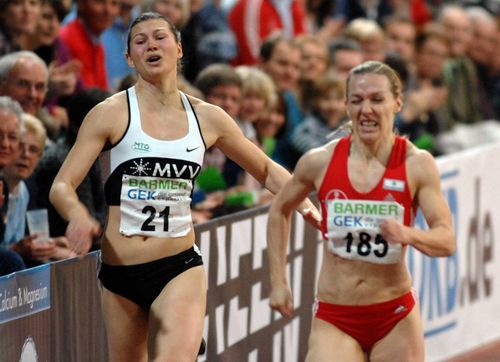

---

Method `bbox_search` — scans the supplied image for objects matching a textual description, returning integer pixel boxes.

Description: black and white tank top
[103,86,205,237]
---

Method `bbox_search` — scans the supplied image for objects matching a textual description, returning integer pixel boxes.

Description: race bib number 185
[326,199,404,264]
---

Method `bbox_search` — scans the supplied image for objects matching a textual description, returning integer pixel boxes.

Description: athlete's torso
[319,135,415,264]
[103,86,206,238]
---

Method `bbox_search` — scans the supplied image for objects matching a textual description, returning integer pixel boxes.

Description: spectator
[4,114,46,246]
[229,0,307,65]
[344,18,386,62]
[292,72,346,155]
[297,34,329,83]
[254,95,286,158]
[296,34,329,108]
[235,65,277,129]
[0,51,66,141]
[259,34,304,170]
[465,6,498,120]
[439,4,481,128]
[0,51,48,116]
[102,0,141,91]
[383,14,417,65]
[395,26,450,154]
[30,88,108,249]
[0,0,41,56]
[58,0,120,90]
[4,113,76,265]
[22,0,82,131]
[194,63,245,189]
[0,96,24,275]
[328,37,364,80]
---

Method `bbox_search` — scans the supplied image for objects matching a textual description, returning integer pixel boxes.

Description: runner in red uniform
[267,60,456,361]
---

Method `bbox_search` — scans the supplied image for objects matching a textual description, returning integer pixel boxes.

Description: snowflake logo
[130,159,151,176]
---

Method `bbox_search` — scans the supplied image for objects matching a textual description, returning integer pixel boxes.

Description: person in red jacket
[228,0,306,65]
[58,0,119,90]
[267,61,456,361]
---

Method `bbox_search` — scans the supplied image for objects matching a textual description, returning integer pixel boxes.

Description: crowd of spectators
[0,0,499,275]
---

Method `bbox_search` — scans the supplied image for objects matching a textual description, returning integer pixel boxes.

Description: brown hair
[126,12,180,54]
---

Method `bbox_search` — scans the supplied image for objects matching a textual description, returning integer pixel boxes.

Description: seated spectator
[194,63,245,188]
[4,114,76,265]
[344,18,386,62]
[296,34,329,107]
[0,51,64,140]
[0,97,23,274]
[254,94,285,158]
[439,4,481,128]
[22,0,81,130]
[382,14,417,65]
[259,34,304,170]
[58,0,120,90]
[465,6,498,120]
[291,72,346,155]
[328,37,364,80]
[235,65,277,132]
[30,89,108,249]
[0,51,48,116]
[395,25,450,155]
[0,0,41,56]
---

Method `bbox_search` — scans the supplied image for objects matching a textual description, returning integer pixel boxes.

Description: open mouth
[146,55,162,64]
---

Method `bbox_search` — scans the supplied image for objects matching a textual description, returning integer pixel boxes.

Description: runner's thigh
[101,287,149,362]
[148,265,207,362]
[370,305,424,362]
[306,318,365,362]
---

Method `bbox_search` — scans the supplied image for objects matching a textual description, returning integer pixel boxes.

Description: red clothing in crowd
[229,0,306,65]
[59,19,108,90]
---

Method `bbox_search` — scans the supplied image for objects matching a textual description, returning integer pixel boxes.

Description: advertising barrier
[1,142,500,361]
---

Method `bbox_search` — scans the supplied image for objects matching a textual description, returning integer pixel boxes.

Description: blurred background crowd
[0,0,498,275]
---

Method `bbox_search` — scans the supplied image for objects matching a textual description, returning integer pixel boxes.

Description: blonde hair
[344,18,385,43]
[235,66,277,111]
[22,113,47,150]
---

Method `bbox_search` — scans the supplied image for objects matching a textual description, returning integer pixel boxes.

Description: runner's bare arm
[267,151,324,317]
[49,97,123,252]
[381,150,455,256]
[196,101,321,226]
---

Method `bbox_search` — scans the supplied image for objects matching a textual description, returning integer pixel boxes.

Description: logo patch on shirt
[132,142,151,153]
[186,146,200,152]
[383,178,405,192]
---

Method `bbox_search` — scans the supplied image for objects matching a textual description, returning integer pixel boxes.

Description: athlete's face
[126,19,182,79]
[346,74,402,144]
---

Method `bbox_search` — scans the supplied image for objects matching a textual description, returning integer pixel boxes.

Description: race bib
[119,175,193,237]
[326,199,404,264]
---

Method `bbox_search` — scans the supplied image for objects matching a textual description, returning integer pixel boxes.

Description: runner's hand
[65,216,101,256]
[269,285,294,318]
